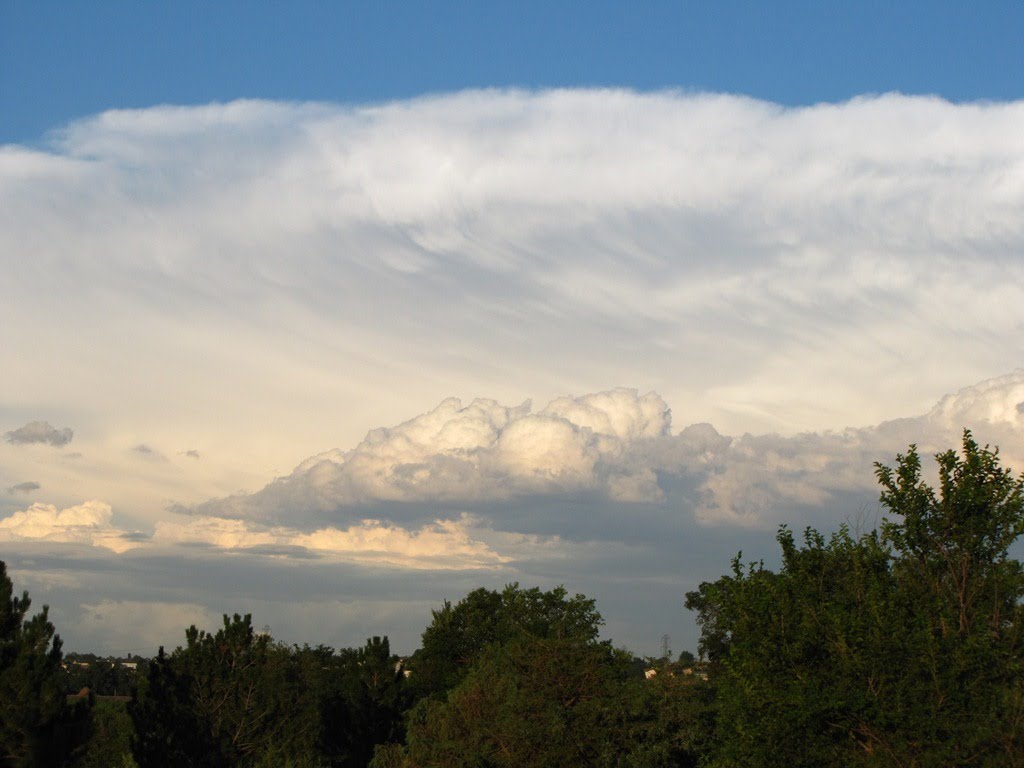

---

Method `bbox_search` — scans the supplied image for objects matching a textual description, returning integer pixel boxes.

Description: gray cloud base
[7,481,41,494]
[4,421,73,447]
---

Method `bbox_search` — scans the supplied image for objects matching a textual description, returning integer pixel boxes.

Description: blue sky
[3,2,1024,657]
[3,0,1023,143]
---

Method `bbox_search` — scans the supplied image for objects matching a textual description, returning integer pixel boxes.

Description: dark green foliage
[403,636,651,767]
[617,665,715,768]
[130,614,321,767]
[131,622,410,767]
[400,584,707,768]
[686,432,1024,767]
[63,655,139,697]
[408,583,603,699]
[72,699,137,768]
[319,637,410,767]
[0,560,87,767]
[873,434,1024,764]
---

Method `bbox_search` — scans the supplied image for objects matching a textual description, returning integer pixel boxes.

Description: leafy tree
[0,560,86,767]
[872,433,1024,764]
[685,432,1024,767]
[408,583,602,699]
[402,636,642,767]
[393,584,709,768]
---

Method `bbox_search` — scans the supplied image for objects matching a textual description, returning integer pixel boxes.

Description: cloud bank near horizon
[6,371,1024,656]
[194,370,1024,528]
[9,371,1024,553]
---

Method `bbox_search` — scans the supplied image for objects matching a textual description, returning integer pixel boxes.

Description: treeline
[2,431,1023,766]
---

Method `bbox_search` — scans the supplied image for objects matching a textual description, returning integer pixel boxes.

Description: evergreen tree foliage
[319,636,410,767]
[0,560,85,767]
[130,614,320,767]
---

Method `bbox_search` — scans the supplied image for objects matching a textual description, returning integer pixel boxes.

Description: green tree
[320,636,411,767]
[392,584,709,768]
[872,433,1024,764]
[130,614,320,767]
[403,636,640,767]
[408,583,602,699]
[0,560,85,767]
[685,432,1024,767]
[72,699,138,768]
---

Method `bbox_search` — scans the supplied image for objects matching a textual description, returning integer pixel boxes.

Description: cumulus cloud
[690,370,1024,524]
[7,481,40,494]
[195,372,1024,532]
[4,421,73,447]
[198,388,671,523]
[9,374,1024,659]
[0,500,140,553]
[0,497,513,570]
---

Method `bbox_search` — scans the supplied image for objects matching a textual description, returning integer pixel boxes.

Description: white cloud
[5,90,1024,657]
[0,500,139,553]
[4,91,1024,530]
[152,514,512,570]
[691,371,1024,524]
[195,372,1024,531]
[9,373,1024,660]
[199,389,670,523]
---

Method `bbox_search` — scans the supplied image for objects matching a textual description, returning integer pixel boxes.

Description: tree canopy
[408,583,603,698]
[686,431,1024,766]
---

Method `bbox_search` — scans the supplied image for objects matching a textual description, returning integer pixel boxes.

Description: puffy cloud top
[198,373,1024,530]
[0,500,136,553]
[927,370,1024,428]
[201,389,671,522]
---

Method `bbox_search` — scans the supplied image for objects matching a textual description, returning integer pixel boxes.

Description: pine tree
[0,560,78,767]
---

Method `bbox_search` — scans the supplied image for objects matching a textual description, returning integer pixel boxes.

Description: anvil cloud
[2,89,1024,656]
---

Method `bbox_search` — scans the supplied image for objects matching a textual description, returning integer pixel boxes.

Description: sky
[2,1,1024,658]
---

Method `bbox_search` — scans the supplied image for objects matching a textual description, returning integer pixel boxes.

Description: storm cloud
[4,89,1024,657]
